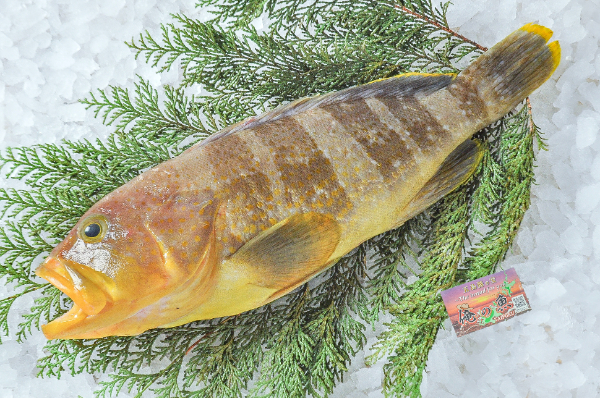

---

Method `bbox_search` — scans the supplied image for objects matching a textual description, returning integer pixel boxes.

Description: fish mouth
[35,257,113,339]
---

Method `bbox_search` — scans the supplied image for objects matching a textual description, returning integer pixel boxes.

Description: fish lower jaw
[41,302,139,340]
[41,304,88,340]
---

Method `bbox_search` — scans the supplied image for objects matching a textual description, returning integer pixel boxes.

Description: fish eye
[84,223,101,238]
[79,215,108,243]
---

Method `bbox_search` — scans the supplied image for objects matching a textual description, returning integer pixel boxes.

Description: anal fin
[401,139,483,222]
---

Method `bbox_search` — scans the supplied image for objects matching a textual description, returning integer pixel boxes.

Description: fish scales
[326,98,419,180]
[206,95,446,259]
[291,107,388,196]
[249,117,348,215]
[202,119,354,256]
[198,84,480,262]
[35,24,561,338]
[375,97,449,149]
[446,76,489,120]
[204,134,275,252]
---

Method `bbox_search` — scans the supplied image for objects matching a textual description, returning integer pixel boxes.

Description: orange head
[36,170,219,339]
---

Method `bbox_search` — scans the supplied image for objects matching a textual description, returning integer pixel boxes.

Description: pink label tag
[440,268,531,337]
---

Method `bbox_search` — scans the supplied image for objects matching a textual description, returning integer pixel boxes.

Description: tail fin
[454,23,560,121]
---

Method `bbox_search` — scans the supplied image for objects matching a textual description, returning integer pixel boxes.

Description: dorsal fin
[200,73,455,146]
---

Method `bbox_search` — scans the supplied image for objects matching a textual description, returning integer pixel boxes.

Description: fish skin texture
[35,24,560,339]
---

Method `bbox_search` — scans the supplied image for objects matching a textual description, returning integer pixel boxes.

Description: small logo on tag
[440,268,531,337]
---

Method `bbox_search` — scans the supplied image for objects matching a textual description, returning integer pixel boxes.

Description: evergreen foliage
[0,0,545,397]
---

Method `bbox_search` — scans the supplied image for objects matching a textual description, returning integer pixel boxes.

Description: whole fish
[36,24,560,339]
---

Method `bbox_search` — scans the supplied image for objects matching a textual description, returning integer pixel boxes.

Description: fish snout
[36,257,108,316]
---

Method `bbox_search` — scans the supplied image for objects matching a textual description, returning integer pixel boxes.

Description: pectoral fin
[225,212,341,291]
[402,139,483,221]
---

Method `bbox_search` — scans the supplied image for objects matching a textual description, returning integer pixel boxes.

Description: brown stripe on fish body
[446,74,489,122]
[290,107,386,204]
[417,83,493,145]
[363,97,424,152]
[250,116,351,218]
[372,96,451,154]
[204,133,276,254]
[323,98,420,181]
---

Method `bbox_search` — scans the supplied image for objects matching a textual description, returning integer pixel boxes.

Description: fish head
[35,184,219,339]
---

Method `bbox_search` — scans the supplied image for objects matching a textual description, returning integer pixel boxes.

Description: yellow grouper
[36,24,560,339]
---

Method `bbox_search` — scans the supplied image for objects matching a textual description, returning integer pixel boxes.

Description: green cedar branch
[460,105,539,281]
[128,1,483,130]
[367,183,473,397]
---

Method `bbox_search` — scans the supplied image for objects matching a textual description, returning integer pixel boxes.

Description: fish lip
[36,257,111,317]
[35,262,71,294]
[40,303,87,340]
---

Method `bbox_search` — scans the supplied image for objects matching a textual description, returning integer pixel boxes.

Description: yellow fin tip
[520,23,553,42]
[547,40,561,70]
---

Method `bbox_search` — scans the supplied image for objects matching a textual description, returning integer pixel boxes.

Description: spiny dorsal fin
[201,73,455,146]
